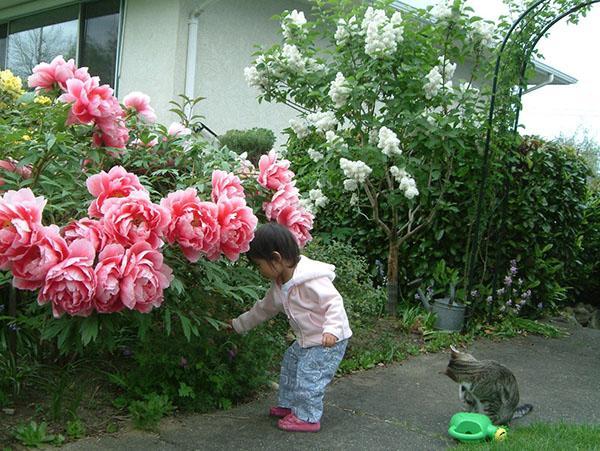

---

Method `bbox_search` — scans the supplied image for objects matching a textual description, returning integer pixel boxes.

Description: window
[0,24,7,68]
[80,0,121,88]
[0,0,120,88]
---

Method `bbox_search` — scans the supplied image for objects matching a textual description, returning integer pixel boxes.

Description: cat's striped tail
[512,403,533,420]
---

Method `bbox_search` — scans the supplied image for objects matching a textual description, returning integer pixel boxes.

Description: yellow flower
[22,135,32,141]
[34,95,52,105]
[0,69,25,99]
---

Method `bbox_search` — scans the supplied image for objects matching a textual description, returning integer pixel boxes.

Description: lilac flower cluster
[472,259,542,319]
[495,260,538,317]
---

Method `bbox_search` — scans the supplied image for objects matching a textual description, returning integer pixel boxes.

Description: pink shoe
[269,406,292,418]
[277,413,321,432]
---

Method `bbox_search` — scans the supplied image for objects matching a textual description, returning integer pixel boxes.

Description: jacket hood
[282,255,336,289]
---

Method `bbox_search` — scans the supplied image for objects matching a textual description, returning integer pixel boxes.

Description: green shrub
[13,421,62,447]
[128,393,173,431]
[219,128,276,164]
[107,287,286,412]
[65,418,86,439]
[572,189,600,305]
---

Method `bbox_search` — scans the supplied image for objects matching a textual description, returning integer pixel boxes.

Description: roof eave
[391,1,577,86]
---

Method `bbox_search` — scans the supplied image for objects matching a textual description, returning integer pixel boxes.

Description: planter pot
[423,297,466,332]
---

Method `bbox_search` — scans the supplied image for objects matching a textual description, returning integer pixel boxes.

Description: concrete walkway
[62,320,600,450]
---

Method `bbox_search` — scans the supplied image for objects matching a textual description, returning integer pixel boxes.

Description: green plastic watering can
[448,412,507,443]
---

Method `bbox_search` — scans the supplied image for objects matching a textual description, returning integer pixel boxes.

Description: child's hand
[322,333,337,347]
[223,319,235,333]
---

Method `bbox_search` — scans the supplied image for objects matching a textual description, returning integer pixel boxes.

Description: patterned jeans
[278,339,348,423]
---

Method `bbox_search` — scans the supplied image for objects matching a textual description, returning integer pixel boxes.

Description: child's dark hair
[247,222,300,265]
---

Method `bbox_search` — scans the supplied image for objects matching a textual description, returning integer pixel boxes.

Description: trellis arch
[466,0,598,302]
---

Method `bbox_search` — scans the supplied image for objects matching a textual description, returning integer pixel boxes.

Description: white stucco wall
[190,0,303,146]
[118,0,188,125]
[118,0,304,145]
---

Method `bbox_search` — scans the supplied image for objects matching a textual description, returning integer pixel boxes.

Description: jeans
[278,339,348,423]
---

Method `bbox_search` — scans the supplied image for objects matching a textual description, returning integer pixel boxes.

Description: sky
[406,0,600,142]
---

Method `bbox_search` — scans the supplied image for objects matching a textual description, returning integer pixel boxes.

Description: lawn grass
[454,422,600,450]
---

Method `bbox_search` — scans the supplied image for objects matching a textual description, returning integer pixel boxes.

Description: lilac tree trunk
[386,239,399,316]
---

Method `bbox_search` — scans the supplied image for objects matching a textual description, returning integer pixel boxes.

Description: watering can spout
[418,289,432,311]
[421,298,431,311]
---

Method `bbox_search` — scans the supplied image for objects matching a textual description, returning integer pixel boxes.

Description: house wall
[189,0,302,145]
[118,0,188,126]
[118,0,302,145]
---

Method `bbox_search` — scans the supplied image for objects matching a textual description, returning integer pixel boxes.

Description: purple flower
[517,278,523,286]
[426,286,434,297]
[506,300,513,307]
[414,292,421,300]
[486,296,493,304]
[227,348,238,363]
[504,276,513,287]
[519,299,526,306]
[523,290,532,299]
[510,260,518,275]
[497,288,505,296]
[537,302,544,309]
[470,290,479,298]
[179,356,189,369]
[8,323,19,332]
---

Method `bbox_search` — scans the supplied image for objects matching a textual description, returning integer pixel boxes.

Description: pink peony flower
[257,150,294,191]
[120,241,173,313]
[276,205,314,247]
[59,76,115,125]
[86,166,146,218]
[160,189,220,262]
[167,122,192,137]
[94,243,126,314]
[101,191,170,249]
[123,91,157,123]
[0,188,46,270]
[11,225,69,291]
[131,137,159,148]
[28,55,90,91]
[263,183,300,221]
[211,170,245,203]
[216,197,258,261]
[93,115,129,149]
[62,218,105,252]
[0,159,32,189]
[38,239,97,318]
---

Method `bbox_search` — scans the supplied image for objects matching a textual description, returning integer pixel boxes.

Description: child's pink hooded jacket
[232,256,352,348]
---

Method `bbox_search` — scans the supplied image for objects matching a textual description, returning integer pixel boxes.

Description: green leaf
[178,312,192,341]
[170,277,185,295]
[164,309,172,336]
[80,316,99,346]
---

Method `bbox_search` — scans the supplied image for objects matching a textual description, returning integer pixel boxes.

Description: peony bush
[0,54,313,355]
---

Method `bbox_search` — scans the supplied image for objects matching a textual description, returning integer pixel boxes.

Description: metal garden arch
[466,0,599,298]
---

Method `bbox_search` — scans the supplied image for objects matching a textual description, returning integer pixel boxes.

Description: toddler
[231,223,352,432]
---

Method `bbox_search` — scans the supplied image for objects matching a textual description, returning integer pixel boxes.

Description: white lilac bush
[244,0,498,313]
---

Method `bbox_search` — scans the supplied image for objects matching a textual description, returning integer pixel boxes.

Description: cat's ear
[450,345,460,358]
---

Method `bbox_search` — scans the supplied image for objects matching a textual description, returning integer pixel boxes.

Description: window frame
[0,0,124,93]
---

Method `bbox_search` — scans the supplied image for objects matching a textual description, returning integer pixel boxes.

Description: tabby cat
[444,346,533,425]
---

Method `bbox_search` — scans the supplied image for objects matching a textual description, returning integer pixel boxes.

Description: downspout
[184,9,201,117]
[185,9,201,117]
[523,73,554,95]
[184,1,220,117]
